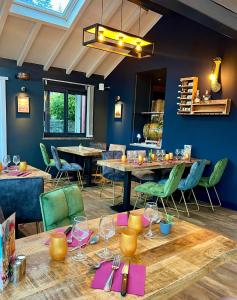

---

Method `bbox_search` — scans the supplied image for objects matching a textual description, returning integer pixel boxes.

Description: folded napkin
[8,171,31,177]
[117,213,149,227]
[91,261,146,296]
[45,228,93,248]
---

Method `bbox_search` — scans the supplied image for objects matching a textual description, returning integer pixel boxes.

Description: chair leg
[77,171,84,190]
[45,166,49,173]
[55,172,63,188]
[66,172,71,184]
[206,187,215,212]
[48,166,51,173]
[112,182,115,205]
[191,189,200,211]
[181,191,190,217]
[170,195,180,218]
[213,186,222,206]
[159,197,168,215]
[100,179,106,198]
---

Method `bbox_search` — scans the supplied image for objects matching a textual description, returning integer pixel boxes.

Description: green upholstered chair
[40,143,67,173]
[197,158,228,211]
[134,163,186,217]
[39,184,85,231]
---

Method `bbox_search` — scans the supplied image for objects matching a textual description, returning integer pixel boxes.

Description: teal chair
[39,184,85,231]
[197,158,228,211]
[134,163,186,217]
[40,143,67,173]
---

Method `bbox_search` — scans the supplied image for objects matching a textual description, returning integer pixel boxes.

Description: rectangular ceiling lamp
[83,23,154,59]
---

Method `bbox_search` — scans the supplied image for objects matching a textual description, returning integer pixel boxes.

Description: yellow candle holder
[19,161,27,172]
[121,155,127,163]
[0,162,2,174]
[138,155,143,165]
[165,154,170,161]
[184,153,190,161]
[151,153,156,161]
[49,232,68,261]
[128,212,143,234]
[120,229,137,257]
[169,153,174,160]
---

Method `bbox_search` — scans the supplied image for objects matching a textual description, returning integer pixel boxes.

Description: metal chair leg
[191,189,200,211]
[170,195,180,218]
[66,172,71,184]
[77,171,84,190]
[45,166,49,173]
[55,172,63,188]
[159,197,168,215]
[181,191,190,217]
[213,186,222,206]
[100,179,106,198]
[206,187,215,211]
[112,182,115,205]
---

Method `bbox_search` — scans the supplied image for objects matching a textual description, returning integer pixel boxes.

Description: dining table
[0,165,51,180]
[97,158,209,212]
[1,209,237,299]
[57,146,103,187]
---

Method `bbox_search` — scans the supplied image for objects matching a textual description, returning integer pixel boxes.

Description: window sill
[42,136,93,141]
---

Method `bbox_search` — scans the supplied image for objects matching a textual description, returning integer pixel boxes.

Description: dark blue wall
[106,14,237,210]
[0,59,108,170]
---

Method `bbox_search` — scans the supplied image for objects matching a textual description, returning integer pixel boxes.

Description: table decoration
[120,228,137,257]
[19,161,27,172]
[160,214,174,235]
[128,212,143,233]
[49,232,67,261]
[121,155,127,163]
[169,152,174,160]
[117,212,149,227]
[91,261,146,296]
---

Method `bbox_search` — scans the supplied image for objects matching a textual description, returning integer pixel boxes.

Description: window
[43,80,94,138]
[15,0,71,14]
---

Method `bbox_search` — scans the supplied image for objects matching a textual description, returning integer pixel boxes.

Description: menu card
[0,213,16,290]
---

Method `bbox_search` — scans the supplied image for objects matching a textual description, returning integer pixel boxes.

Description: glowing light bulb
[209,73,216,81]
[135,42,142,53]
[118,36,124,47]
[98,30,104,42]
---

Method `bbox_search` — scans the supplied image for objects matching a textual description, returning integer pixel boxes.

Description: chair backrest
[163,163,186,196]
[0,177,44,224]
[40,143,50,166]
[180,160,206,190]
[0,207,5,223]
[209,158,228,186]
[39,184,85,231]
[127,150,146,160]
[101,151,123,177]
[89,141,107,150]
[51,146,62,170]
[109,144,126,155]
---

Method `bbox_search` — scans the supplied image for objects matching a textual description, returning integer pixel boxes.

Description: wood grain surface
[0,165,51,180]
[1,209,237,300]
[57,146,103,157]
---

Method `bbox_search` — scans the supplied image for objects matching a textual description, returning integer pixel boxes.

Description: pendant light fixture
[83,0,154,59]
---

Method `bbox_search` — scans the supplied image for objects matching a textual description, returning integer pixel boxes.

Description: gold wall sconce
[114,96,123,119]
[17,86,30,113]
[209,57,222,93]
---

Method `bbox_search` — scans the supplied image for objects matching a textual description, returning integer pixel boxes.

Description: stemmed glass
[143,202,161,238]
[71,216,89,261]
[97,216,115,259]
[175,149,180,160]
[156,150,161,161]
[3,155,11,171]
[161,150,166,161]
[13,155,20,170]
[180,149,185,160]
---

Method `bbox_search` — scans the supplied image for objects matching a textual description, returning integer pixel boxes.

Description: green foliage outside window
[50,92,77,121]
[22,0,52,9]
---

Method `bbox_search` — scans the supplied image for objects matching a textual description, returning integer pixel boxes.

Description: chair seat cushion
[60,162,83,171]
[103,172,124,182]
[135,181,165,197]
[160,178,190,191]
[198,177,210,187]
[48,159,67,167]
[132,170,155,181]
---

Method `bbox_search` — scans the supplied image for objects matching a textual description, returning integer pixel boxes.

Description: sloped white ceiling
[0,0,162,78]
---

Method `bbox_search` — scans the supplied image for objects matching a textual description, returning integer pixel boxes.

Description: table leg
[111,171,134,212]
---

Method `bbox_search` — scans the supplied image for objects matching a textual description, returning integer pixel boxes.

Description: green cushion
[48,158,67,167]
[40,184,85,231]
[135,182,157,194]
[198,177,209,187]
[40,143,50,166]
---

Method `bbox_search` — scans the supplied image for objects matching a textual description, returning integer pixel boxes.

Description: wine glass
[71,216,89,261]
[3,155,11,171]
[13,155,20,170]
[161,150,166,161]
[156,150,161,161]
[180,149,185,160]
[97,216,115,259]
[175,149,180,160]
[143,202,160,238]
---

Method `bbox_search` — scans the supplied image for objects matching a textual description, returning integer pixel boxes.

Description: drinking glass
[49,232,68,261]
[156,150,161,161]
[3,155,11,171]
[71,216,89,261]
[175,149,180,160]
[161,150,166,161]
[120,229,137,257]
[180,149,185,160]
[143,202,161,238]
[97,215,115,259]
[13,155,20,170]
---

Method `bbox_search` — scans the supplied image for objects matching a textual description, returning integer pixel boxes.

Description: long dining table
[0,165,51,180]
[1,210,237,299]
[97,158,209,212]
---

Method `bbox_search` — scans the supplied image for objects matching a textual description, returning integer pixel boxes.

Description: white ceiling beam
[43,0,92,71]
[0,0,13,37]
[17,23,41,66]
[86,8,144,78]
[66,0,122,75]
[104,12,162,79]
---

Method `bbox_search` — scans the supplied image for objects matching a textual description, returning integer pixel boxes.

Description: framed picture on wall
[114,102,123,119]
[17,96,30,113]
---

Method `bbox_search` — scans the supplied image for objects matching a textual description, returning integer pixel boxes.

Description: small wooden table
[0,165,51,180]
[97,158,208,212]
[57,146,103,186]
[1,211,237,299]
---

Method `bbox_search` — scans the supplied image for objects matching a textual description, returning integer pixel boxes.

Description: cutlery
[104,255,120,292]
[64,226,72,244]
[88,258,114,270]
[121,262,130,297]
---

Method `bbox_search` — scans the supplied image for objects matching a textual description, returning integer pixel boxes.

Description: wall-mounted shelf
[192,99,231,115]
[140,111,164,115]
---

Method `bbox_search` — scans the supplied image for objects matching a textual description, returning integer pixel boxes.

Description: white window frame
[0,77,8,161]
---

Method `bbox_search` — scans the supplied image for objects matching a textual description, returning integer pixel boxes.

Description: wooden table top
[2,210,237,300]
[0,165,51,180]
[57,146,103,157]
[97,158,207,172]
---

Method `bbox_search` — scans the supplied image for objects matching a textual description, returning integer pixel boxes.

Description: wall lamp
[209,57,222,93]
[114,96,123,119]
[17,86,30,114]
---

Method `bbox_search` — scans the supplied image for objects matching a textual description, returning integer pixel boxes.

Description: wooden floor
[20,181,237,300]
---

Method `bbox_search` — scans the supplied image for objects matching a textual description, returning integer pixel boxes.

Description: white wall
[0,77,8,161]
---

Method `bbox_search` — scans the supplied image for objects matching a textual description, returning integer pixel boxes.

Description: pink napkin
[117,213,149,227]
[91,261,146,296]
[8,171,31,177]
[45,228,93,248]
